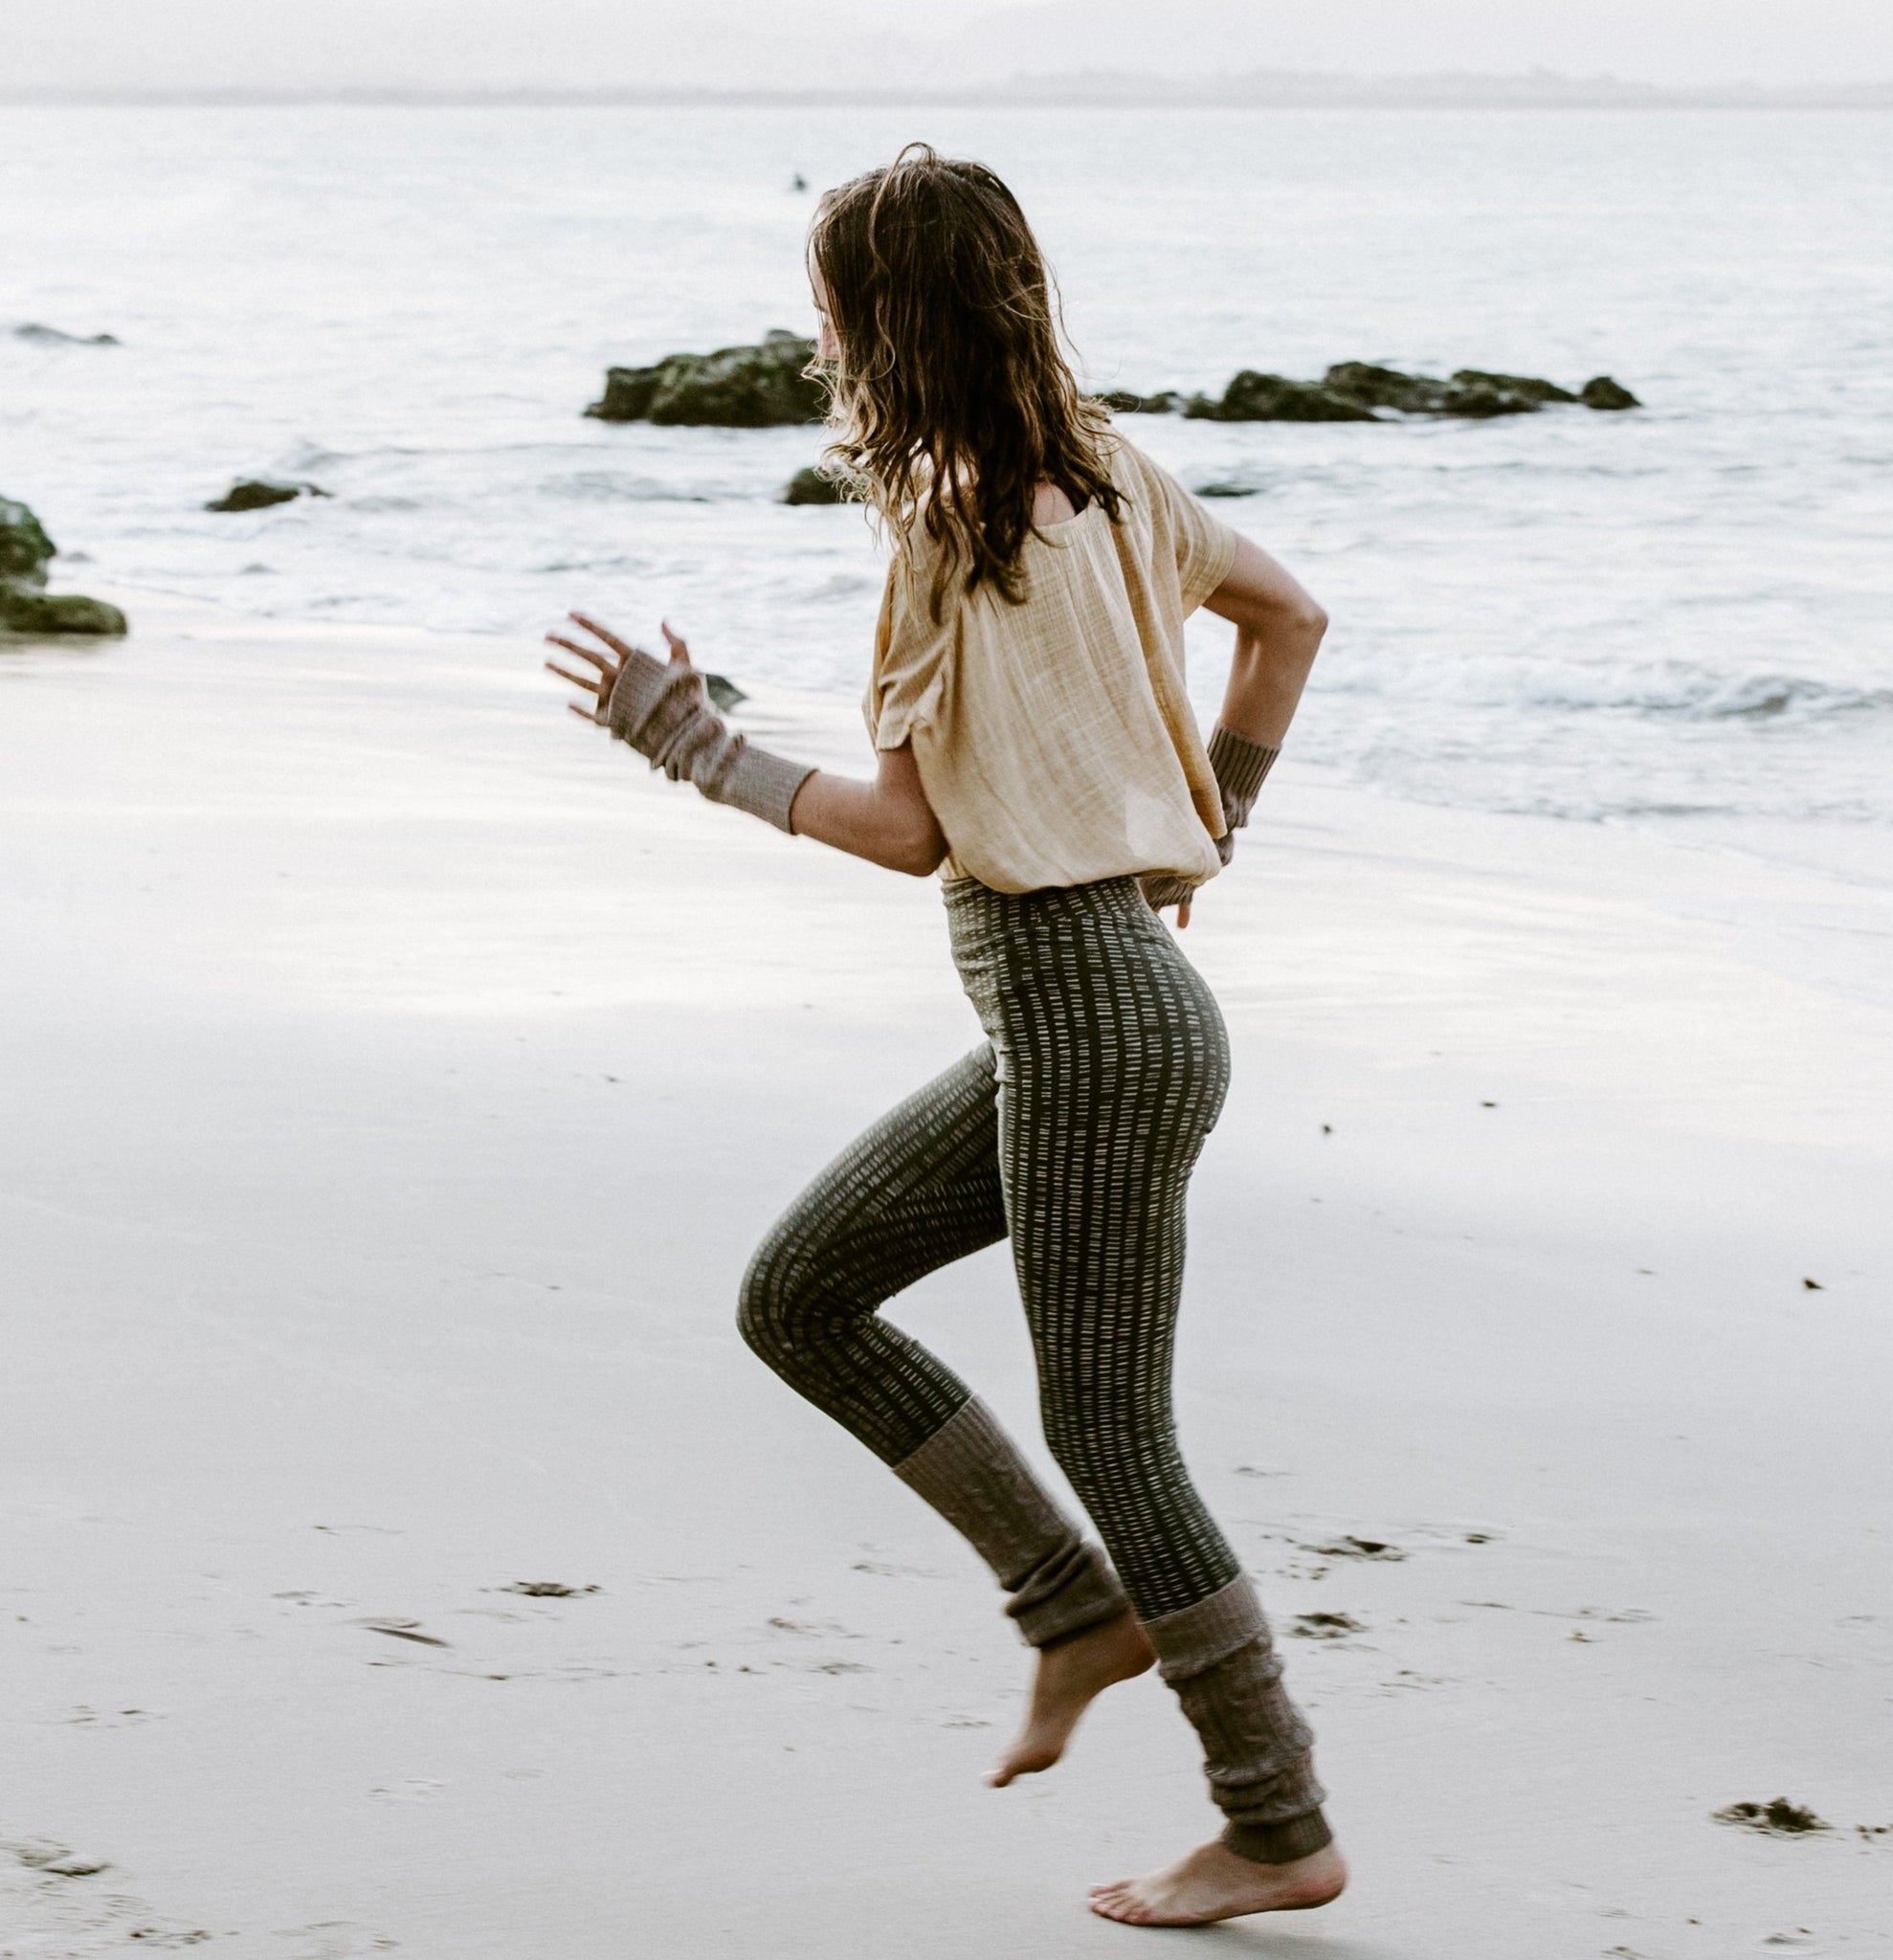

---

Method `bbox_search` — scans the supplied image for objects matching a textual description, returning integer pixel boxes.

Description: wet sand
[3,593,1889,1956]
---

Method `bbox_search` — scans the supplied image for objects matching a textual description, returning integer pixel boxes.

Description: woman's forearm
[789,746,948,878]
[1205,535,1327,749]
[1218,615,1324,749]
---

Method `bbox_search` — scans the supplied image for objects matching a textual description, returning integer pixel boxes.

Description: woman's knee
[736,1231,810,1366]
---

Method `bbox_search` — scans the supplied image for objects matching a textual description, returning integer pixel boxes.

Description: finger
[660,618,692,666]
[568,612,638,660]
[1176,900,1192,928]
[545,634,612,672]
[544,660,600,693]
[566,702,596,720]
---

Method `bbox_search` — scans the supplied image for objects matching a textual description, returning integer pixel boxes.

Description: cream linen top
[862,436,1239,894]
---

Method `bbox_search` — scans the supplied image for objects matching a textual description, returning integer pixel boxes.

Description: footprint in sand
[353,1617,451,1648]
[1291,1613,1366,1640]
[11,1841,112,1876]
[272,1923,398,1956]
[767,1615,857,1637]
[1713,1798,1830,1836]
[1300,1535,1409,1562]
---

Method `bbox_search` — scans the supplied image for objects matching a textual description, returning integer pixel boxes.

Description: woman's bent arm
[790,743,948,877]
[546,612,946,878]
[1204,535,1327,747]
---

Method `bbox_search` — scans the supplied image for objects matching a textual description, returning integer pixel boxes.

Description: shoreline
[3,599,1888,1954]
[22,573,1893,947]
[8,87,1893,113]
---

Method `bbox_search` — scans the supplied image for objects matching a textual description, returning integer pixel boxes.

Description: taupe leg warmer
[893,1398,1130,1648]
[1144,1576,1331,1864]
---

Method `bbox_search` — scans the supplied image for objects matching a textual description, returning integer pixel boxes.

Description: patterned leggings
[740,874,1238,1621]
[739,875,1329,1860]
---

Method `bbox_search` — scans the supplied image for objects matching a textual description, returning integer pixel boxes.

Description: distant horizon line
[6,71,1893,111]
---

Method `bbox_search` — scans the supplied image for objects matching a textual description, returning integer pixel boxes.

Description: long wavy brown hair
[808,144,1122,618]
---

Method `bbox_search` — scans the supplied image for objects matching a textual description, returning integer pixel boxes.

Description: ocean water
[3,104,1890,881]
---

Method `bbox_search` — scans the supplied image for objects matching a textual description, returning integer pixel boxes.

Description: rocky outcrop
[0,498,56,584]
[1101,389,1182,415]
[1579,375,1640,410]
[1448,368,1579,405]
[781,465,855,505]
[0,589,128,634]
[0,496,126,635]
[1321,363,1545,416]
[587,330,824,427]
[205,479,330,512]
[1186,372,1377,423]
[13,323,120,345]
[1111,361,1640,421]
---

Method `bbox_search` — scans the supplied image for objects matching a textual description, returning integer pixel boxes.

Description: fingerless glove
[1205,723,1281,865]
[604,646,814,834]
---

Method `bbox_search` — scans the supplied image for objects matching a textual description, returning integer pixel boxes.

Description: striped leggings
[739,875,1327,1861]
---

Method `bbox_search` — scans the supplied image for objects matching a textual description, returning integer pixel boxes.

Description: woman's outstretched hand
[544,612,692,724]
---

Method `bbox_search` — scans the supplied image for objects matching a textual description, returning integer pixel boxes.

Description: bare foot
[1089,1838,1347,1926]
[985,1610,1155,1787]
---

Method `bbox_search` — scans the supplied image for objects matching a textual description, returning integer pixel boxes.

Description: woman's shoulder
[1096,425,1150,479]
[1095,430,1172,519]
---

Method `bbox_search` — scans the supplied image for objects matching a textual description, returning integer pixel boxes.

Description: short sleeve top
[862,435,1239,894]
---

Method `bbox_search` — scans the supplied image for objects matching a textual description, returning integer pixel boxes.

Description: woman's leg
[738,1045,1128,1647]
[987,889,1330,1879]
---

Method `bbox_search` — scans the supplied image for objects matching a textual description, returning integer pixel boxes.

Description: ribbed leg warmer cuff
[1144,1575,1330,1865]
[891,1397,1129,1648]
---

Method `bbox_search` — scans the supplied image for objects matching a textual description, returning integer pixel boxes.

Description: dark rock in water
[1,496,56,585]
[1321,362,1444,412]
[1580,374,1640,411]
[1101,389,1182,415]
[1195,481,1258,499]
[1324,362,1541,418]
[13,323,120,345]
[0,588,127,635]
[587,330,824,427]
[781,465,853,506]
[1187,371,1378,423]
[703,673,746,712]
[1712,1798,1830,1836]
[1451,368,1578,405]
[1114,361,1629,424]
[206,479,332,513]
[1436,380,1544,418]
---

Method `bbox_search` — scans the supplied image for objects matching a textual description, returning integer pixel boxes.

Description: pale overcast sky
[7,0,1890,92]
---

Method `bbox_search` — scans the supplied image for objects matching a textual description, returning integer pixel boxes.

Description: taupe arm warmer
[603,647,814,834]
[1204,722,1280,865]
[1143,725,1281,913]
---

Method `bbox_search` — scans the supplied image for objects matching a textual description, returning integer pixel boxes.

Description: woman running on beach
[546,144,1338,1927]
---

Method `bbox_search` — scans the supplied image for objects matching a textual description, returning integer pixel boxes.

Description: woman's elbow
[1234,590,1325,650]
[889,830,949,878]
[878,809,948,877]
[1290,594,1328,644]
